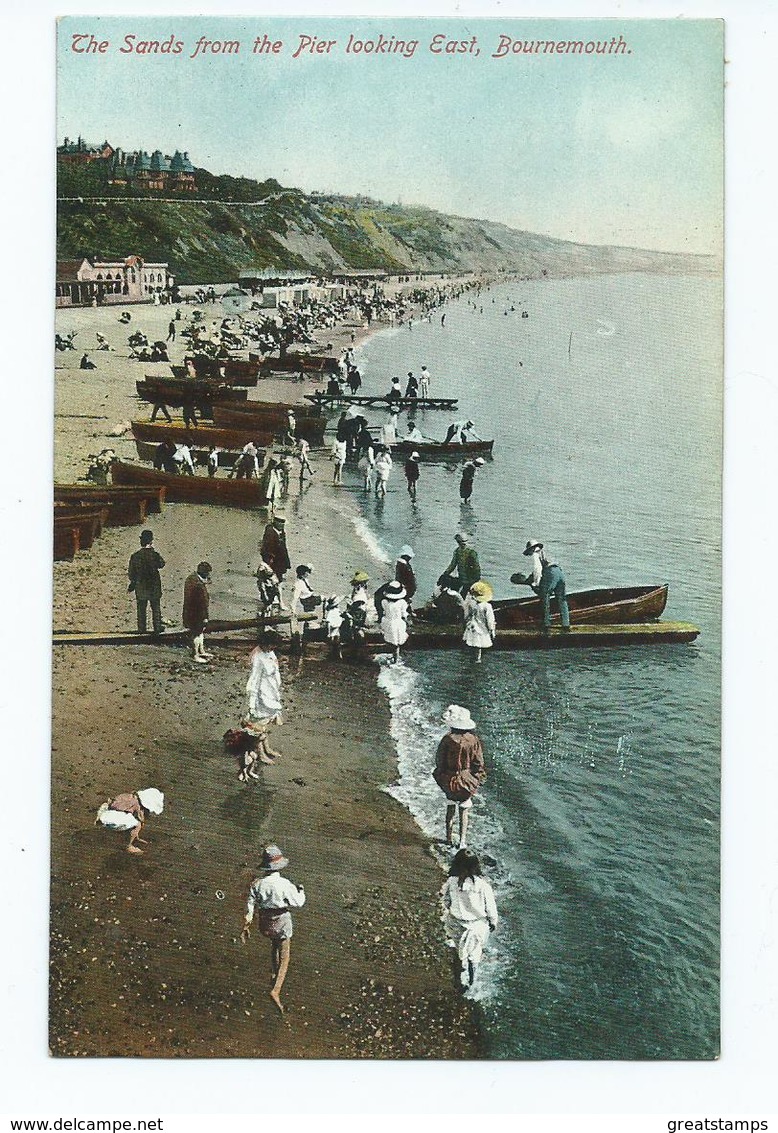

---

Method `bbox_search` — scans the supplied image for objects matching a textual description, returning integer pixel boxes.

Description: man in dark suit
[183,561,213,663]
[127,530,165,635]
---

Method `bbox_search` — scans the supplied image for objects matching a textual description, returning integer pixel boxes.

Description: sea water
[350,274,721,1059]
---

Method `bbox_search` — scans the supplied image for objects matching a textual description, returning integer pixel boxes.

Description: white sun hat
[398,545,415,559]
[443,704,477,731]
[137,788,165,815]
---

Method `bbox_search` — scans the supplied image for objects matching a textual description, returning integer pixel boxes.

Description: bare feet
[127,845,143,855]
[269,990,285,1015]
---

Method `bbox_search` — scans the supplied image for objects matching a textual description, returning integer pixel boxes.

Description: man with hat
[182,561,213,663]
[261,512,291,584]
[127,529,165,635]
[241,844,306,1015]
[459,457,485,503]
[443,532,481,597]
[521,539,571,633]
[443,418,479,445]
[404,451,421,499]
[395,546,417,603]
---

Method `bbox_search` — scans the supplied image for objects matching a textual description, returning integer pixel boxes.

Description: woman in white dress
[462,580,496,663]
[245,642,283,725]
[380,580,409,663]
[331,438,347,485]
[442,849,498,988]
[374,449,393,498]
[357,444,375,491]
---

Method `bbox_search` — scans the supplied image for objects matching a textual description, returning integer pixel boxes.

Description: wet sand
[51,285,485,1059]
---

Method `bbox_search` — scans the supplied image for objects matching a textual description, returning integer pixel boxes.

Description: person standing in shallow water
[241,845,306,1015]
[433,704,486,848]
[442,849,498,988]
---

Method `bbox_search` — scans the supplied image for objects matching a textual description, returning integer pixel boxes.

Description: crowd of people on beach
[85,272,574,1011]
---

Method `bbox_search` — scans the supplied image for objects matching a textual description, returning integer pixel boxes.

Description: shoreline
[52,282,487,1058]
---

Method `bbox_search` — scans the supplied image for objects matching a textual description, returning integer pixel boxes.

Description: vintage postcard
[50,15,722,1061]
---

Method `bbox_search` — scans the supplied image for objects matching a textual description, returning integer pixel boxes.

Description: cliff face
[57,176,718,285]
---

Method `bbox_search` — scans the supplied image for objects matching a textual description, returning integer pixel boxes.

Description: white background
[1,0,775,1122]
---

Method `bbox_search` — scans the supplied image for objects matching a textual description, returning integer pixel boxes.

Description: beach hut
[221,287,252,314]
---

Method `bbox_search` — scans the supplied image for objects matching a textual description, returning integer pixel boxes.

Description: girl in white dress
[442,849,498,988]
[462,581,496,663]
[380,580,409,663]
[374,450,393,498]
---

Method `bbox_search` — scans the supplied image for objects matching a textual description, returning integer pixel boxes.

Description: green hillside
[57,162,718,285]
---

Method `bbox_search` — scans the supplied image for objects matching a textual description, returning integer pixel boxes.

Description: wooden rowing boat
[306,621,700,650]
[211,406,327,444]
[52,618,700,649]
[416,584,670,628]
[53,520,80,561]
[132,420,276,450]
[304,393,459,410]
[53,506,109,550]
[259,354,340,376]
[212,399,324,421]
[111,460,269,509]
[54,485,164,525]
[170,361,259,387]
[387,439,494,460]
[136,379,248,410]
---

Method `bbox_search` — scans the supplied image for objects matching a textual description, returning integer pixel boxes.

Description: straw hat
[261,844,289,872]
[469,580,493,601]
[351,571,370,584]
[443,704,477,731]
[397,545,415,560]
[137,788,165,815]
[384,581,407,601]
[474,457,486,466]
[523,539,543,556]
[410,452,420,461]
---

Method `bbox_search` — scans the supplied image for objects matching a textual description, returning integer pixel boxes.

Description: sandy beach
[51,284,485,1058]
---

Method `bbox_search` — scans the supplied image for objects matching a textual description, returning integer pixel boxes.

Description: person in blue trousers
[522,538,571,632]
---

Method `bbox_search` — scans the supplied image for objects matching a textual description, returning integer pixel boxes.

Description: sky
[57,16,723,255]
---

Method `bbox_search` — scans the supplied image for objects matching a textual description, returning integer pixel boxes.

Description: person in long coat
[183,561,213,663]
[433,704,486,848]
[394,546,417,606]
[261,514,291,584]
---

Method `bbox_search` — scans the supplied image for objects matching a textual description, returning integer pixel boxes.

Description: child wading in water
[241,845,306,1014]
[442,849,498,988]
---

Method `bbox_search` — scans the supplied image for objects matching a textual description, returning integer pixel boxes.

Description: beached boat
[259,354,340,376]
[387,439,494,460]
[136,380,248,417]
[53,506,109,550]
[132,420,276,450]
[417,584,670,629]
[54,484,165,525]
[53,519,80,562]
[212,399,324,421]
[304,393,459,410]
[211,406,327,444]
[111,460,269,509]
[170,360,259,387]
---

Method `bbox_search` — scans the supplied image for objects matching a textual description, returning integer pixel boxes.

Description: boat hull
[111,460,269,509]
[211,406,327,443]
[388,439,494,460]
[305,393,458,410]
[487,585,669,627]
